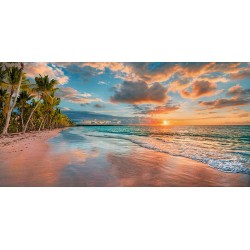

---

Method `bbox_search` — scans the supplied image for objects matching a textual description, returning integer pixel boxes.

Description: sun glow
[162,120,170,126]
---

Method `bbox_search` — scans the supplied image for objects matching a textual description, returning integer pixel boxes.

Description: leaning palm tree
[1,63,26,135]
[16,90,32,131]
[46,96,61,129]
[22,75,59,133]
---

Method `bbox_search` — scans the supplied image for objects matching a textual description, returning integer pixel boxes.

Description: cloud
[207,62,242,74]
[198,76,229,83]
[78,62,177,83]
[62,110,160,125]
[94,103,104,108]
[180,80,218,98]
[55,62,129,74]
[79,103,90,107]
[130,62,242,83]
[199,84,250,109]
[169,74,229,94]
[134,103,180,115]
[117,63,239,84]
[56,87,102,104]
[25,62,69,84]
[52,62,249,87]
[126,63,180,83]
[168,77,194,92]
[226,84,250,97]
[98,81,108,85]
[180,63,214,77]
[199,97,250,109]
[110,81,169,104]
[60,107,71,111]
[238,112,249,118]
[230,69,250,80]
[83,62,127,72]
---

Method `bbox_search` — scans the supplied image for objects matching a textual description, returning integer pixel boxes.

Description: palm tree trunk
[31,119,35,130]
[2,71,23,135]
[42,116,48,130]
[3,95,11,117]
[23,98,41,133]
[20,108,24,131]
[1,93,13,135]
[49,116,52,129]
[38,116,45,131]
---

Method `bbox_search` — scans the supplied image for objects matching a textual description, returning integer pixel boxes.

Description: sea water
[67,125,250,175]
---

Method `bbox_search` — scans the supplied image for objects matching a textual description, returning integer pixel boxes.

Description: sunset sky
[24,62,250,125]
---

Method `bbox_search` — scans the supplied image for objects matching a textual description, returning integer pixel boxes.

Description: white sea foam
[81,130,250,175]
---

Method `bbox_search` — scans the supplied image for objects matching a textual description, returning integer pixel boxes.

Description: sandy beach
[0,128,249,187]
[0,129,63,154]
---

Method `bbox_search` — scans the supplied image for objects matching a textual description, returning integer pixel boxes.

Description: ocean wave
[83,131,250,175]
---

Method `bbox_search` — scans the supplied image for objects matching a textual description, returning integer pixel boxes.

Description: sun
[162,120,170,126]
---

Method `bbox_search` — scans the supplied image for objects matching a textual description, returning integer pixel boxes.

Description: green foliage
[0,63,74,134]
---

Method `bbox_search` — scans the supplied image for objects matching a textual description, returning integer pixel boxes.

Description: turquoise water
[69,125,250,175]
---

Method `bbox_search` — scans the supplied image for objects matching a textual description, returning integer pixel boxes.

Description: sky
[24,62,250,125]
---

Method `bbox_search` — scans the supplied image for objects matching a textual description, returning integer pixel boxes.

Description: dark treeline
[0,62,74,135]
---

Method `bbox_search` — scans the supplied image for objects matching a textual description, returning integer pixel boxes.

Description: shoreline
[0,127,249,186]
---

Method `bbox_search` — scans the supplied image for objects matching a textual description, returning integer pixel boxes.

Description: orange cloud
[198,76,229,83]
[129,63,180,84]
[230,69,250,80]
[180,63,214,77]
[56,87,102,104]
[227,84,242,96]
[199,97,250,109]
[25,62,69,84]
[208,62,242,74]
[57,62,248,86]
[181,80,218,98]
[83,62,129,73]
[135,103,180,115]
[227,84,250,97]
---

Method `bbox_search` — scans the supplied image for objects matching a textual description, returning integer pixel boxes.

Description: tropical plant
[0,64,74,134]
[16,90,32,131]
[1,63,28,135]
[22,75,59,133]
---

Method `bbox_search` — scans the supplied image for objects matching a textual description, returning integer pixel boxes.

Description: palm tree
[0,89,8,111]
[1,63,26,135]
[0,63,6,84]
[22,75,59,133]
[1,64,73,134]
[0,89,8,130]
[0,63,7,119]
[16,90,32,131]
[47,96,61,129]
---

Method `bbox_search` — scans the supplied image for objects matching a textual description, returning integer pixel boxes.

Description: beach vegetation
[0,63,74,135]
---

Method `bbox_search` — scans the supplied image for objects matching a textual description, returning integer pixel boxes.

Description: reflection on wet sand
[54,136,250,187]
[107,149,250,187]
[0,143,102,186]
[0,129,249,187]
[0,130,99,186]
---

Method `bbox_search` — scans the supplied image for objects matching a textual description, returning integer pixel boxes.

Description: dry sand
[0,129,62,154]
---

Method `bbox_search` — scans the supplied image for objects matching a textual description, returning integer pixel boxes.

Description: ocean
[68,125,250,175]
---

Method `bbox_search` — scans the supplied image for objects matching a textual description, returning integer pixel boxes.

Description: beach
[0,127,249,187]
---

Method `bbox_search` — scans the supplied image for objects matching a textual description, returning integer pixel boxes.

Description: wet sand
[0,129,64,186]
[0,128,249,187]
